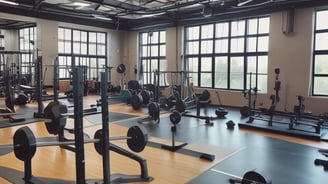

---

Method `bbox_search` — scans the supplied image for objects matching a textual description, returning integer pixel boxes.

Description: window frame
[138,30,166,86]
[58,27,107,80]
[312,9,328,96]
[184,16,270,93]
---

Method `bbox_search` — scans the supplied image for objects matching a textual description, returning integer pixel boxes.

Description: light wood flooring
[0,95,328,184]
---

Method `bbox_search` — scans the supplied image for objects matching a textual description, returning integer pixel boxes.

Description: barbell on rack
[0,125,148,162]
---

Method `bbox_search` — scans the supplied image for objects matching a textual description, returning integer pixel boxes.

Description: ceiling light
[0,0,19,6]
[92,14,112,21]
[140,12,166,18]
[72,1,90,7]
[237,0,254,6]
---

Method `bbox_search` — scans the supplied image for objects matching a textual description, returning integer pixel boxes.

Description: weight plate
[169,110,181,125]
[131,94,143,110]
[13,126,36,161]
[140,90,151,105]
[127,125,148,153]
[44,101,68,135]
[94,129,103,155]
[175,99,186,113]
[117,64,126,74]
[119,90,132,103]
[148,102,160,121]
[241,170,272,184]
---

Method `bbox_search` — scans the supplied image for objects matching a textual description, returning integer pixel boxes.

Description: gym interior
[0,0,328,183]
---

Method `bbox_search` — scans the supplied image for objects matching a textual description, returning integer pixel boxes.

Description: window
[184,16,270,92]
[0,30,4,50]
[139,31,166,86]
[58,27,107,80]
[312,10,328,96]
[19,27,36,85]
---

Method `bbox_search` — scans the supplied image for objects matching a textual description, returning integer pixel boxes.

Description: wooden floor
[0,95,328,184]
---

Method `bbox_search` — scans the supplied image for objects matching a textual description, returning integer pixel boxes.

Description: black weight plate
[14,93,28,105]
[131,94,143,110]
[175,99,186,113]
[127,80,140,91]
[44,101,68,135]
[94,129,103,155]
[140,90,151,105]
[215,107,228,117]
[13,126,36,161]
[241,170,272,184]
[127,125,148,153]
[148,102,160,120]
[117,64,126,74]
[169,110,181,125]
[166,95,176,109]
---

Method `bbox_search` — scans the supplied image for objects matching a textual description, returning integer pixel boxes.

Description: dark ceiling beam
[127,0,328,31]
[0,5,125,30]
[85,0,146,11]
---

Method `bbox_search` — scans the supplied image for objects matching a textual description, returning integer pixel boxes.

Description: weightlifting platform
[238,115,328,141]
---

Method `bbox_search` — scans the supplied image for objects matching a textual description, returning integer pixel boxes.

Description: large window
[19,26,36,84]
[184,16,269,92]
[139,31,166,85]
[0,30,4,50]
[312,10,328,96]
[58,27,107,80]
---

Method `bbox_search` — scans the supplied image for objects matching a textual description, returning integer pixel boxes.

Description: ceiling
[0,0,328,30]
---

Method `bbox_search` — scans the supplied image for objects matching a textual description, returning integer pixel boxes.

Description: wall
[124,7,328,115]
[36,18,58,86]
[268,8,328,115]
[0,12,124,86]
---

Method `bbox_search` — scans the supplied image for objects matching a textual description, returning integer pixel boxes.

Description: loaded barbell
[0,125,148,162]
[211,169,272,184]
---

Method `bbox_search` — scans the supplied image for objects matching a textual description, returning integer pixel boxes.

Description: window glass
[184,16,269,90]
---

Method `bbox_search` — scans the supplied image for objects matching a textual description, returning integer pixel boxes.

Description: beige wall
[123,7,328,115]
[268,8,328,115]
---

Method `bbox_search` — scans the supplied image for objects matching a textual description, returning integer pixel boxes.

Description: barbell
[0,125,148,162]
[43,101,102,135]
[211,169,272,184]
